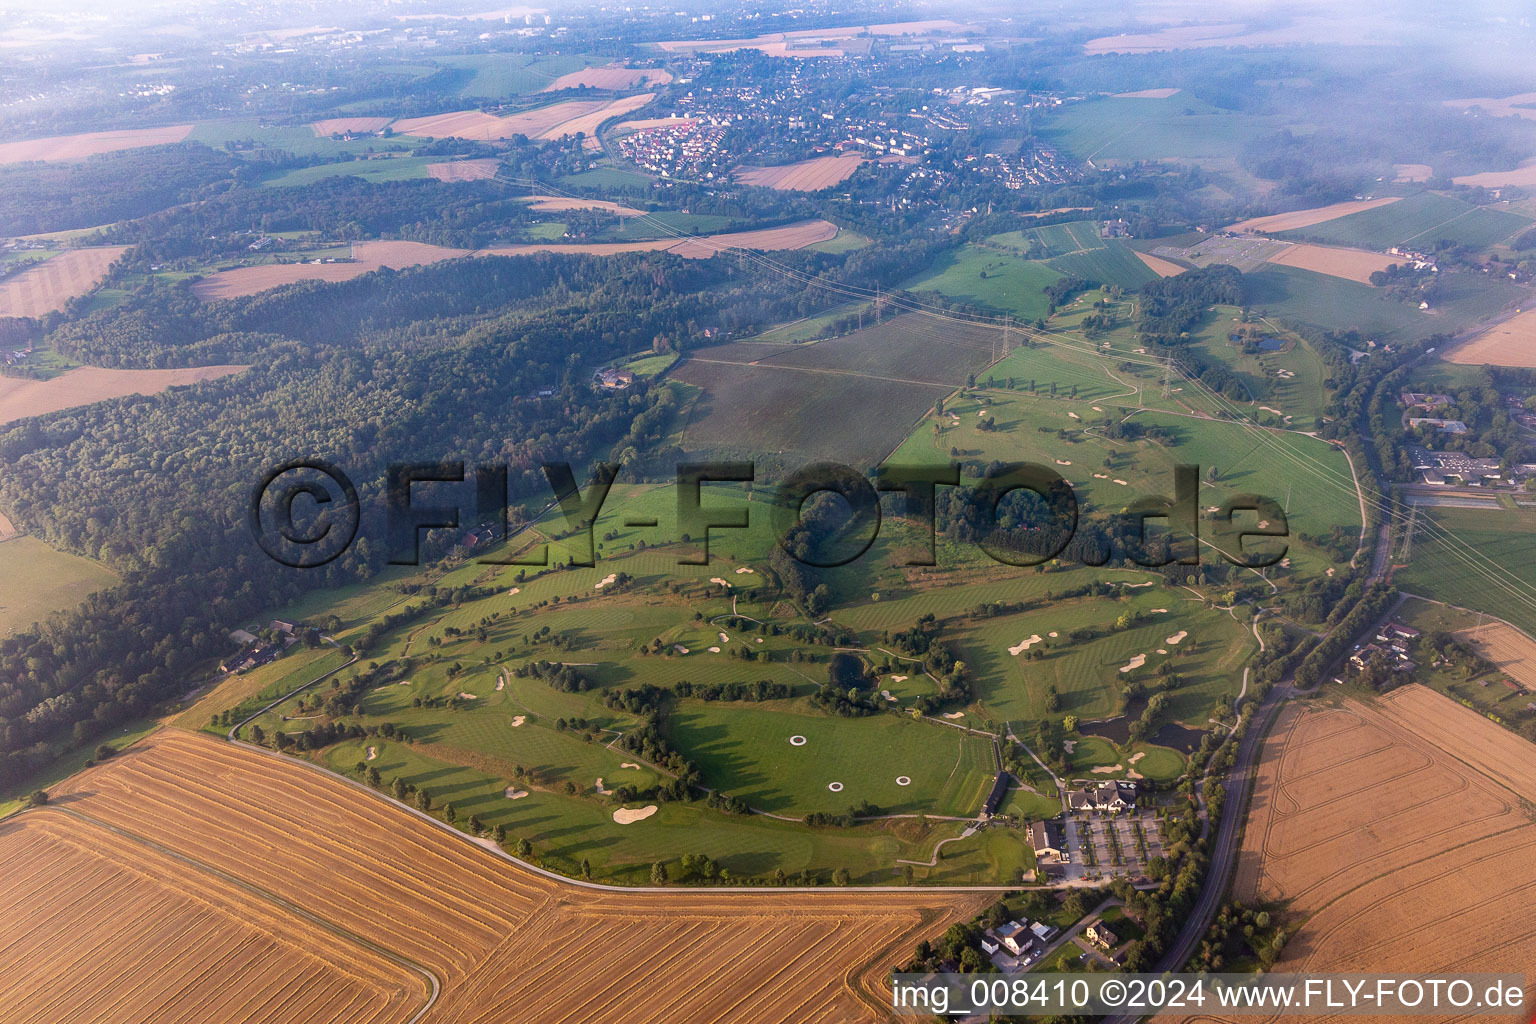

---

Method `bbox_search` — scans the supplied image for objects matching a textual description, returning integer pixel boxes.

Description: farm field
[427,157,501,181]
[189,222,839,300]
[1227,197,1401,234]
[1444,307,1536,367]
[904,244,1067,320]
[543,64,672,91]
[0,536,118,633]
[1397,503,1536,636]
[1276,191,1532,251]
[1135,251,1187,276]
[430,53,603,96]
[0,364,247,425]
[671,313,998,467]
[1039,96,1279,164]
[390,94,652,145]
[28,729,989,1023]
[309,116,393,135]
[1453,157,1536,189]
[0,245,129,317]
[0,812,426,1024]
[1168,687,1536,1023]
[657,19,970,57]
[1454,617,1536,691]
[0,124,192,164]
[1082,17,1371,54]
[262,154,438,187]
[523,194,643,215]
[1245,263,1518,339]
[735,154,866,191]
[1261,242,1396,283]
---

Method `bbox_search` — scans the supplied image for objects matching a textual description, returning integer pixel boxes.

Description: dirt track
[23,730,987,1024]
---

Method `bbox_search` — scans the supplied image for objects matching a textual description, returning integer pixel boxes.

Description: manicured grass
[807,229,871,253]
[0,537,117,634]
[1047,240,1159,291]
[189,119,416,160]
[1004,788,1062,820]
[526,221,567,240]
[1248,263,1521,341]
[668,699,995,816]
[604,210,732,240]
[905,244,1066,320]
[558,166,654,191]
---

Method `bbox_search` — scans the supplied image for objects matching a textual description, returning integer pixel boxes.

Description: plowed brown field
[0,812,425,1024]
[20,730,985,1023]
[0,125,192,164]
[1135,251,1187,277]
[0,246,129,317]
[0,365,247,426]
[522,194,644,216]
[1161,684,1536,1024]
[735,154,865,191]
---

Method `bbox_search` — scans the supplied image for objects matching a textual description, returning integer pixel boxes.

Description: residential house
[1085,921,1119,949]
[994,920,1032,957]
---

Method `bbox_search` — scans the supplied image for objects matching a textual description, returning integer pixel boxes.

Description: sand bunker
[507,587,521,595]
[594,778,607,794]
[1156,649,1167,654]
[458,692,478,700]
[594,573,618,589]
[511,715,526,727]
[709,577,730,586]
[495,676,505,691]
[735,566,755,574]
[1055,459,1072,466]
[789,735,807,746]
[1150,608,1167,614]
[505,787,529,800]
[396,680,412,686]
[942,711,965,720]
[1009,634,1044,655]
[1048,632,1058,638]
[366,746,378,760]
[880,689,897,702]
[1119,654,1147,673]
[707,646,721,653]
[1091,765,1121,775]
[1063,739,1077,753]
[890,674,908,683]
[1128,751,1145,764]
[827,782,844,792]
[1124,582,1153,588]
[674,644,689,654]
[1092,406,1104,412]
[1113,479,1129,486]
[718,632,729,643]
[1166,630,1188,644]
[620,762,641,770]
[1067,412,1080,421]
[613,805,658,824]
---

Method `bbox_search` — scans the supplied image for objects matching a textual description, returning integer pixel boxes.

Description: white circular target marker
[828,782,844,792]
[789,735,807,746]
[896,776,911,786]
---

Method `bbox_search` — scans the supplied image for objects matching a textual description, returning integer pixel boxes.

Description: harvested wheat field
[25,730,986,1024]
[0,812,425,1024]
[1112,88,1182,98]
[309,116,393,136]
[539,93,653,148]
[427,158,501,182]
[1228,197,1402,234]
[0,365,246,426]
[492,219,839,259]
[192,241,471,300]
[1394,162,1433,182]
[1445,307,1536,367]
[0,125,192,164]
[1264,242,1396,284]
[735,153,865,191]
[1135,251,1187,277]
[1163,685,1536,1024]
[0,246,129,317]
[542,65,672,91]
[1454,619,1536,689]
[522,194,644,216]
[1443,91,1536,121]
[1453,157,1536,189]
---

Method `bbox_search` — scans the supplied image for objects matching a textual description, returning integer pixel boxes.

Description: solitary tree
[515,838,532,857]
[26,790,48,807]
[650,861,668,884]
